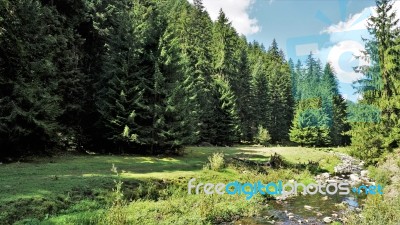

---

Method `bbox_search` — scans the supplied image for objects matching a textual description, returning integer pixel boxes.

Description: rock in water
[349,174,360,182]
[323,217,332,223]
[361,170,369,177]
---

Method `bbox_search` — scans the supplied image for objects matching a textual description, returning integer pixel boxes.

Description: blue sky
[193,0,400,102]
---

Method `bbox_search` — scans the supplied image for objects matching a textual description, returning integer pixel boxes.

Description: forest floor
[0,146,347,224]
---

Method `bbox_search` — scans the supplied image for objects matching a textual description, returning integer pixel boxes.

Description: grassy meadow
[0,146,341,224]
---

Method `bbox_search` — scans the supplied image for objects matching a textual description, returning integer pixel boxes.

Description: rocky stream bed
[231,152,374,225]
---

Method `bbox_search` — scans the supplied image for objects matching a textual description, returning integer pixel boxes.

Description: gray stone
[349,174,360,182]
[321,172,330,179]
[323,217,332,223]
[361,170,369,177]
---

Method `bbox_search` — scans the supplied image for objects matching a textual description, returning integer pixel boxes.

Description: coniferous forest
[0,0,358,158]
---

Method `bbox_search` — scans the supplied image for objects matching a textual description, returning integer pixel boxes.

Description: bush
[255,126,271,146]
[348,123,385,165]
[204,152,225,171]
[368,165,392,186]
[346,195,400,225]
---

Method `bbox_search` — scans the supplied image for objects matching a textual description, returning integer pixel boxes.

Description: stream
[230,152,371,224]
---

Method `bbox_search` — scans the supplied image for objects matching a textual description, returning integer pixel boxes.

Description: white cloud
[317,36,368,83]
[188,0,261,35]
[321,7,373,34]
[316,1,400,84]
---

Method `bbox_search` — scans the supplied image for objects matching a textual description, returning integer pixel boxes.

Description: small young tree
[255,126,271,146]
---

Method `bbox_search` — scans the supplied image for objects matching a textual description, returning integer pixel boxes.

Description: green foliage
[290,125,331,147]
[348,122,387,165]
[0,0,65,157]
[0,0,366,159]
[255,126,271,146]
[368,165,392,185]
[289,54,348,147]
[349,0,400,160]
[102,165,128,225]
[210,77,240,146]
[204,152,225,171]
[347,195,400,225]
[246,39,294,143]
[265,41,294,143]
[290,98,331,146]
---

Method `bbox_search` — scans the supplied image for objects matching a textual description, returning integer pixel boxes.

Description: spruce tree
[211,76,240,146]
[157,2,200,149]
[0,0,63,157]
[265,40,294,143]
[350,0,400,160]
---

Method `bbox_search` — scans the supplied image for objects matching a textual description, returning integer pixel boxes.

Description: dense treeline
[0,0,350,158]
[0,0,286,157]
[289,55,350,147]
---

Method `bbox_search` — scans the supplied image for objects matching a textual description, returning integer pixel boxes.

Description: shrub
[347,122,387,165]
[255,126,271,146]
[346,195,400,225]
[368,165,392,186]
[204,152,225,171]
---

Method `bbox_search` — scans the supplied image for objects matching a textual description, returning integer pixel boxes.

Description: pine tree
[94,0,162,152]
[235,37,253,141]
[39,0,92,151]
[289,55,344,146]
[290,98,331,146]
[350,0,400,160]
[181,0,216,144]
[249,57,270,137]
[157,2,200,149]
[211,76,240,146]
[321,63,349,146]
[0,0,63,157]
[265,41,294,143]
[211,9,252,142]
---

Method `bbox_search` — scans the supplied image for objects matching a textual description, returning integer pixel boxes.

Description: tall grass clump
[203,152,225,171]
[101,164,128,225]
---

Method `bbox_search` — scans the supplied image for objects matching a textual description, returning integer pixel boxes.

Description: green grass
[0,146,342,224]
[237,146,341,173]
[346,149,400,225]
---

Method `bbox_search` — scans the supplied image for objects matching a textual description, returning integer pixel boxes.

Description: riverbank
[233,149,374,224]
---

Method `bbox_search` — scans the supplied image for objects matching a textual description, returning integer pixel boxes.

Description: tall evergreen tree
[211,76,240,146]
[350,0,400,162]
[0,0,63,157]
[157,0,201,149]
[265,41,293,143]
